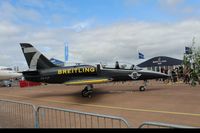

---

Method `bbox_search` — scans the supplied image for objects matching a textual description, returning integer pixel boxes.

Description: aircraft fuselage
[23,65,168,84]
[0,70,22,80]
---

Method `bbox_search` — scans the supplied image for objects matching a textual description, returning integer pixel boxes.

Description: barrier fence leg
[34,107,39,128]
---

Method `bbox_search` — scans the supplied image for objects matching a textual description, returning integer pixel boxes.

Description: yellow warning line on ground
[1,93,200,117]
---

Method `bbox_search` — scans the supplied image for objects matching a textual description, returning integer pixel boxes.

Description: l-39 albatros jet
[20,43,168,98]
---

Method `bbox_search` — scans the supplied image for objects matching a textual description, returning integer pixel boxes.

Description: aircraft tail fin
[20,43,58,70]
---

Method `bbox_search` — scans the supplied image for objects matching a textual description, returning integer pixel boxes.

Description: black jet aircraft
[20,43,168,97]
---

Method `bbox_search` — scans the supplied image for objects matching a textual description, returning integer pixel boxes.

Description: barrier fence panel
[37,106,131,128]
[1,99,195,129]
[0,99,36,128]
[138,122,195,129]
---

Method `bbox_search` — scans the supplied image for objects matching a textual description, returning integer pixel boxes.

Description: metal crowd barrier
[138,122,196,129]
[0,99,36,128]
[0,99,197,128]
[0,99,131,128]
[36,106,131,128]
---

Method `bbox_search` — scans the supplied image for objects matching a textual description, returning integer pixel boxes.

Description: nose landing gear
[139,86,146,91]
[139,80,147,92]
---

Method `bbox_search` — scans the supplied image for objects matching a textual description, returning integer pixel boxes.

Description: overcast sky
[0,0,200,70]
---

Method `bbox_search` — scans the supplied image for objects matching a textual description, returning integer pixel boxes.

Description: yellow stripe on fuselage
[64,79,111,85]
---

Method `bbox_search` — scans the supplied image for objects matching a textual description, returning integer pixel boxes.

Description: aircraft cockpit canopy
[102,62,142,70]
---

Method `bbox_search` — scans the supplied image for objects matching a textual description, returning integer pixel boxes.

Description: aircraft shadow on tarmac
[26,87,163,103]
[25,88,160,104]
[28,87,162,103]
[28,88,128,98]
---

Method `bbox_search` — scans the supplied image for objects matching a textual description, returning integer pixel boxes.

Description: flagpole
[64,43,66,66]
[64,42,69,66]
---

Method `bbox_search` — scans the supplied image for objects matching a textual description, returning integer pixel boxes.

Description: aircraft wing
[64,77,113,85]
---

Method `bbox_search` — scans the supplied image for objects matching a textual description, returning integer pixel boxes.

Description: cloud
[125,0,184,7]
[2,19,200,70]
[0,1,41,24]
[124,0,140,5]
[158,0,184,7]
[1,1,200,70]
[18,0,78,13]
[124,0,200,20]
[158,0,200,18]
[64,19,96,32]
[0,22,21,36]
[0,0,79,28]
[70,21,200,63]
[0,20,200,67]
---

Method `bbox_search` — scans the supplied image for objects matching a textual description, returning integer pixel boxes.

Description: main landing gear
[139,80,147,92]
[81,85,93,98]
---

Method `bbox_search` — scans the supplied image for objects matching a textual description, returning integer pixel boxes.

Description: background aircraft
[20,43,168,97]
[0,66,22,87]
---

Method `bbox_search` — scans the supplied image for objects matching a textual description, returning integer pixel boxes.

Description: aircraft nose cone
[149,72,169,79]
[158,73,169,79]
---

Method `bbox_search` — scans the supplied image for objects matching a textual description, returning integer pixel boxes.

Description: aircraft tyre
[139,86,146,91]
[8,84,12,87]
[82,85,93,98]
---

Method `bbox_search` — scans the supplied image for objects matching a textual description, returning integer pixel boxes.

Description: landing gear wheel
[81,89,93,98]
[81,85,93,98]
[8,84,12,87]
[139,86,146,92]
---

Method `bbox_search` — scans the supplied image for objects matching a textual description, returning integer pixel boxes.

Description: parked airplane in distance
[0,66,22,87]
[20,43,169,97]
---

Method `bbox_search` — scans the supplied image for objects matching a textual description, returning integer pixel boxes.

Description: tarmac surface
[0,80,200,128]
